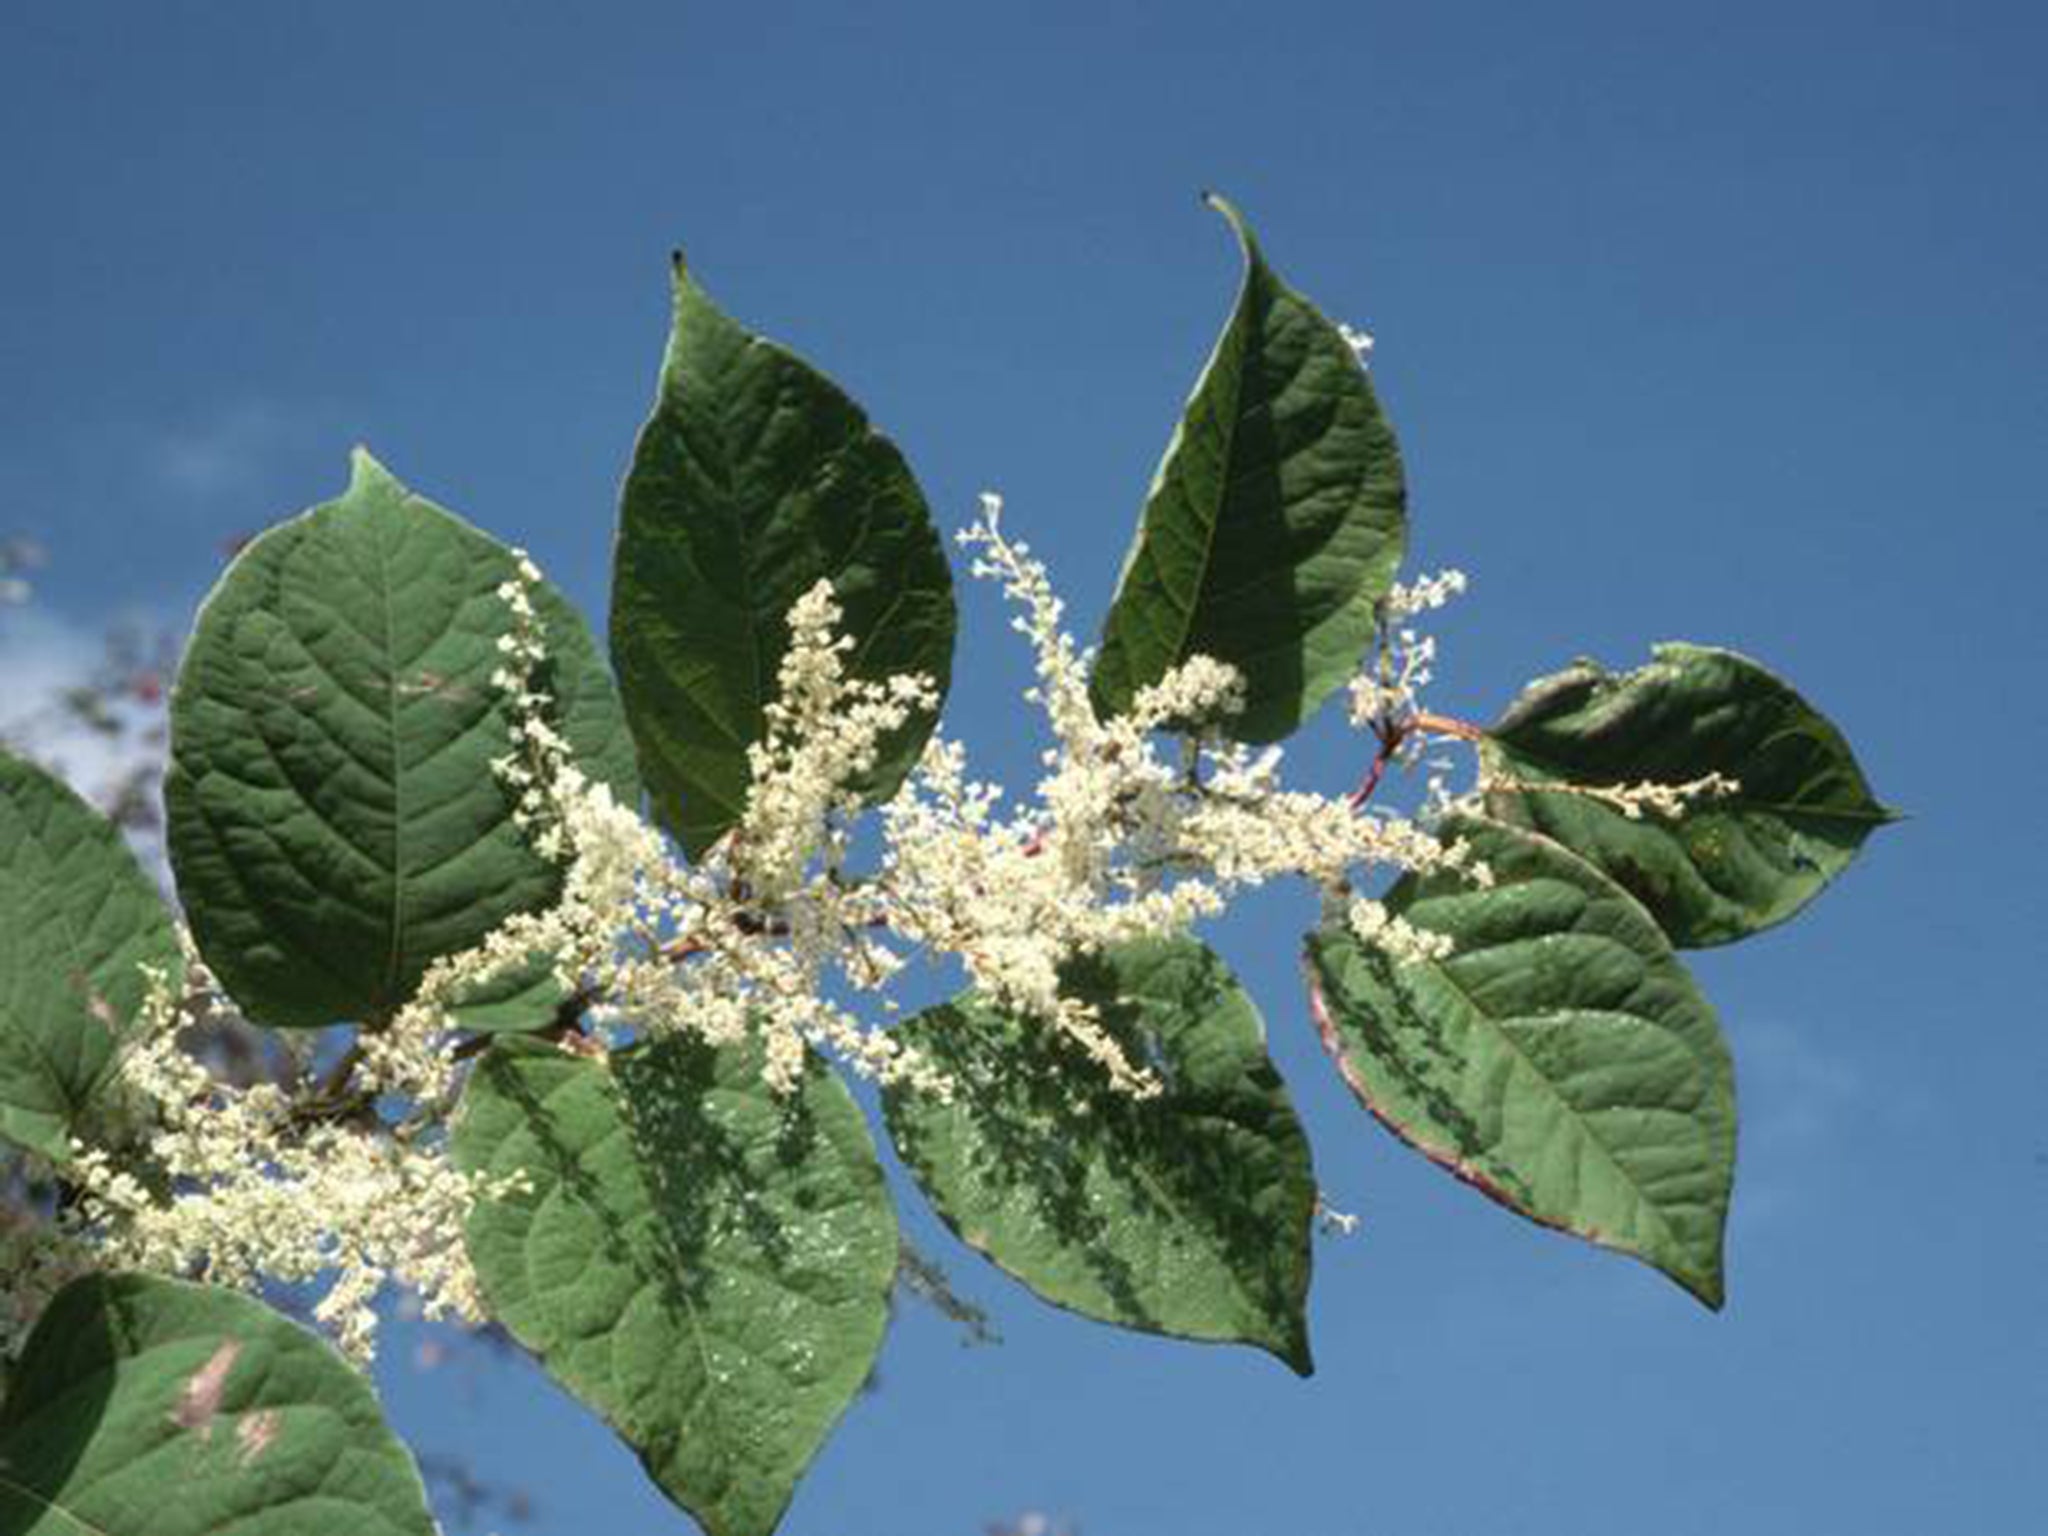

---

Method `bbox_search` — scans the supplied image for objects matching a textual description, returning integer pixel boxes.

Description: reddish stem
[1347,711,1485,809]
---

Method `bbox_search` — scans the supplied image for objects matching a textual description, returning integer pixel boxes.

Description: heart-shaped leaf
[884,937,1316,1373]
[0,1273,435,1535]
[1090,194,1406,743]
[455,1035,897,1536]
[165,449,639,1028]
[0,750,181,1161]
[1306,816,1736,1307]
[1483,643,1897,946]
[611,253,956,858]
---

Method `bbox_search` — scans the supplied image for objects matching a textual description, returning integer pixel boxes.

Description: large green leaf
[1090,194,1406,743]
[0,1273,435,1535]
[165,449,639,1028]
[1483,643,1896,947]
[883,937,1316,1373]
[455,1035,897,1536]
[611,253,956,859]
[0,751,181,1161]
[1305,817,1735,1307]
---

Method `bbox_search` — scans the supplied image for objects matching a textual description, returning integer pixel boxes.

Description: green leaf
[1305,816,1735,1307]
[455,1034,897,1536]
[165,449,639,1028]
[441,950,569,1035]
[883,937,1316,1374]
[1090,194,1406,743]
[1483,643,1896,946]
[611,254,957,859]
[0,1273,435,1535]
[0,751,180,1161]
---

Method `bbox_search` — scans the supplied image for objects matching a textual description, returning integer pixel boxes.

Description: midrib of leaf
[1152,291,1252,680]
[1492,733,1892,824]
[375,518,408,1007]
[646,332,760,832]
[709,338,769,776]
[1121,1115,1272,1319]
[613,1078,725,1444]
[1401,934,1694,1257]
[0,1472,116,1536]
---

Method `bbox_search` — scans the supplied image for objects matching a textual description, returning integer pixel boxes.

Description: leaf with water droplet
[456,1034,897,1536]
[884,937,1316,1373]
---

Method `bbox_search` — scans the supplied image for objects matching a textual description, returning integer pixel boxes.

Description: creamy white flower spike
[67,961,514,1366]
[1478,768,1741,822]
[19,510,1592,1364]
[1345,897,1454,965]
[1349,569,1468,727]
[869,496,1485,1093]
[736,580,940,901]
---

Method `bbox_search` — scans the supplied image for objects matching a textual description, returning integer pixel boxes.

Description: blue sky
[4,2,2044,1532]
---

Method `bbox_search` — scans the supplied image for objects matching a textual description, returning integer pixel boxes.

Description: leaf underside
[165,449,639,1028]
[1090,194,1406,743]
[0,1273,436,1536]
[611,255,956,858]
[885,936,1317,1373]
[1306,816,1735,1307]
[455,1035,898,1536]
[1484,642,1895,947]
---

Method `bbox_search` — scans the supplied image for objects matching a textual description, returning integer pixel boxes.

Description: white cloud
[150,400,303,499]
[0,604,173,881]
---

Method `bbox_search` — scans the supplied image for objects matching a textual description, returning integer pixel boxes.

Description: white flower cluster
[373,508,1484,1113]
[870,497,1481,1094]
[1348,568,1468,727]
[67,960,513,1364]
[737,582,940,901]
[12,505,1527,1364]
[368,565,952,1107]
[1345,896,1455,965]
[1483,769,1742,821]
[490,549,582,863]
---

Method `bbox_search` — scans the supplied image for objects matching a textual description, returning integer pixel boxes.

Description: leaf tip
[668,246,712,308]
[1686,1267,1727,1313]
[1200,189,1255,256]
[346,444,393,492]
[1274,1329,1316,1378]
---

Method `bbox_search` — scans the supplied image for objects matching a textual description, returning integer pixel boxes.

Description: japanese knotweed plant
[0,196,1893,1536]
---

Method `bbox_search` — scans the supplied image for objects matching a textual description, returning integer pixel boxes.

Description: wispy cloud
[0,604,173,879]
[149,400,309,500]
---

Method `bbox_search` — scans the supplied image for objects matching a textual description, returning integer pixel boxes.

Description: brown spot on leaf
[65,973,123,1035]
[235,1408,281,1466]
[397,669,474,702]
[83,988,122,1035]
[169,1340,241,1439]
